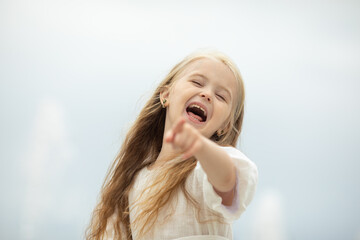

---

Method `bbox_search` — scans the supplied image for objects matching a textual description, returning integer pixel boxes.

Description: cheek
[213,105,230,127]
[221,106,233,126]
[220,103,232,117]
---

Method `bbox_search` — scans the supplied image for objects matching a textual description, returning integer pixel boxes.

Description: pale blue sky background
[1,0,359,239]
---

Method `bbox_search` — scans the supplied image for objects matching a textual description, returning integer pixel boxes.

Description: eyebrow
[190,73,232,99]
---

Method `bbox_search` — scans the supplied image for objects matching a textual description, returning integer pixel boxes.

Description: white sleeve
[194,146,258,222]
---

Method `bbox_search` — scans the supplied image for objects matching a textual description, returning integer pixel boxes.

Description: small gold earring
[162,99,167,108]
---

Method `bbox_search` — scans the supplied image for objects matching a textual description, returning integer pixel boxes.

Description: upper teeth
[189,104,207,116]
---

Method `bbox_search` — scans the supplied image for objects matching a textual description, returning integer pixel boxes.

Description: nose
[200,93,211,103]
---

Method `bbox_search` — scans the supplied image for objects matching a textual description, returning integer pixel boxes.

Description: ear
[218,121,231,136]
[160,87,170,107]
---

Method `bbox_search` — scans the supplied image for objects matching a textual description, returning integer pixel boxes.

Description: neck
[150,139,178,169]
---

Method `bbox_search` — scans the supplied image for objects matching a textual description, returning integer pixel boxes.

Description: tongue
[188,112,202,122]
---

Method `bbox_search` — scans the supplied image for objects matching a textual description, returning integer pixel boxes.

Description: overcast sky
[1,0,359,239]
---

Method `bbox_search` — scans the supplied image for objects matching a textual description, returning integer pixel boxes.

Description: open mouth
[186,104,207,122]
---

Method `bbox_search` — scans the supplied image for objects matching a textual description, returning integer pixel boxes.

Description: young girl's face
[163,57,238,139]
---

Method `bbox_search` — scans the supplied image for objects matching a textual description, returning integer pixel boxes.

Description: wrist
[194,136,213,159]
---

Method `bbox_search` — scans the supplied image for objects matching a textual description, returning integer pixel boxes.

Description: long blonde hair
[86,50,245,239]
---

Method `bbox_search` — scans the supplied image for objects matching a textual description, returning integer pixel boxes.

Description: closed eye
[191,80,202,87]
[216,94,226,102]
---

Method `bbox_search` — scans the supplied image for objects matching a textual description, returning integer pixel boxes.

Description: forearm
[194,137,236,192]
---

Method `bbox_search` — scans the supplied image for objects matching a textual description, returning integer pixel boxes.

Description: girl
[86,50,258,240]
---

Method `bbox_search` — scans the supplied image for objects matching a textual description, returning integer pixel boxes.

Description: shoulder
[190,145,258,221]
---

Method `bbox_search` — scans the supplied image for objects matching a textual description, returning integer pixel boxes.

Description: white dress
[107,146,258,240]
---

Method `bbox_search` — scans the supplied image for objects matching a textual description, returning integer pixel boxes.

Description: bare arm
[194,137,236,205]
[193,137,236,192]
[165,118,236,205]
